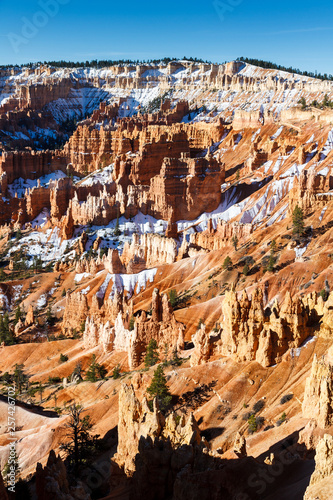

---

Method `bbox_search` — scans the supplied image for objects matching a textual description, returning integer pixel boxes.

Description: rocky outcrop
[220,289,314,367]
[0,150,66,185]
[190,324,212,367]
[288,170,333,216]
[103,249,125,274]
[189,220,253,252]
[62,292,88,335]
[233,432,247,458]
[304,434,333,500]
[35,450,90,500]
[115,383,201,474]
[302,345,333,428]
[122,233,178,270]
[82,288,184,369]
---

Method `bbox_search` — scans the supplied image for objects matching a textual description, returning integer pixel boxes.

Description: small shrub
[276,412,287,427]
[248,414,257,434]
[112,364,121,380]
[59,353,68,363]
[168,289,179,308]
[243,411,255,421]
[48,376,61,385]
[319,289,329,302]
[280,394,294,405]
[253,400,265,414]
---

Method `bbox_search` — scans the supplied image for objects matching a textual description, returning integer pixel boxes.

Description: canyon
[0,59,333,499]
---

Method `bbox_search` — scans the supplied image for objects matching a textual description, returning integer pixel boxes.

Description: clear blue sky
[0,0,332,74]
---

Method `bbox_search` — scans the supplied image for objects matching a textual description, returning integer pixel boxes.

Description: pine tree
[223,256,232,270]
[248,414,257,434]
[292,205,305,238]
[13,364,28,394]
[86,354,98,382]
[144,339,159,368]
[243,263,250,276]
[59,404,96,471]
[112,364,121,379]
[168,289,178,308]
[85,355,107,382]
[46,306,54,326]
[129,316,135,331]
[147,365,172,412]
[232,234,238,251]
[14,305,22,326]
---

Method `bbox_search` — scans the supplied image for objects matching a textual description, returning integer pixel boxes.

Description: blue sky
[0,0,332,74]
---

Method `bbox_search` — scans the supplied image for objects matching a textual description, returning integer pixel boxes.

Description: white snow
[319,207,328,222]
[295,245,308,259]
[318,166,330,176]
[271,126,284,140]
[97,269,157,300]
[30,209,50,229]
[7,170,67,198]
[12,285,22,302]
[81,286,91,295]
[79,165,114,186]
[75,273,91,283]
[37,294,47,309]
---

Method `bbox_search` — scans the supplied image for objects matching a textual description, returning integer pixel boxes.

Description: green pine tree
[129,316,135,331]
[248,414,257,434]
[46,306,54,326]
[144,339,159,368]
[243,263,250,276]
[14,305,22,326]
[223,256,232,270]
[147,365,172,412]
[267,253,275,272]
[292,205,305,238]
[13,364,28,394]
[85,355,107,382]
[168,289,178,308]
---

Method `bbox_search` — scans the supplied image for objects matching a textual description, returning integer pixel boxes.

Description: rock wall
[115,383,201,474]
[303,345,333,429]
[220,289,315,367]
[62,292,88,335]
[304,434,333,500]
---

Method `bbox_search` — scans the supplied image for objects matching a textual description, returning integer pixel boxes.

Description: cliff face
[35,450,90,500]
[115,383,201,474]
[302,345,333,428]
[219,289,313,367]
[82,288,184,370]
[304,434,333,500]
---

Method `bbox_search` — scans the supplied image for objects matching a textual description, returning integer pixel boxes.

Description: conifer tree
[292,205,305,238]
[144,339,159,368]
[147,365,172,411]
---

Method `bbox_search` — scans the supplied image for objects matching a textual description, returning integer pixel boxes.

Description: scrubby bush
[276,412,287,427]
[253,400,265,413]
[59,353,68,363]
[280,394,294,405]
